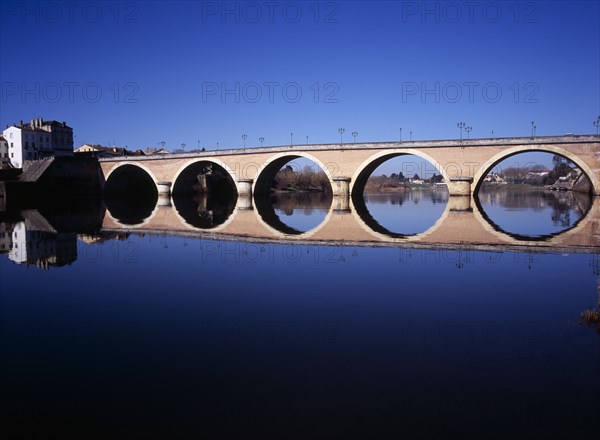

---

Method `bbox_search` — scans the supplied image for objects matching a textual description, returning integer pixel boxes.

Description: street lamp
[259,136,264,147]
[338,128,345,145]
[409,131,412,141]
[216,142,219,150]
[306,135,308,145]
[593,116,600,136]
[181,143,186,152]
[290,132,293,147]
[457,122,465,140]
[531,121,536,139]
[352,131,358,143]
[399,127,402,142]
[465,126,472,139]
[242,134,247,148]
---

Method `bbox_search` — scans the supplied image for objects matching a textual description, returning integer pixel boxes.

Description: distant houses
[144,147,170,155]
[2,118,74,168]
[74,145,171,158]
[74,144,143,158]
[483,172,506,184]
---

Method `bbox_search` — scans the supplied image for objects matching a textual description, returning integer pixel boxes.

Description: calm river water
[1,187,599,438]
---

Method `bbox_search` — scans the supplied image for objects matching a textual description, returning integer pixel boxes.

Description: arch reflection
[172,192,237,230]
[475,187,593,241]
[352,188,449,238]
[104,196,157,226]
[254,192,332,235]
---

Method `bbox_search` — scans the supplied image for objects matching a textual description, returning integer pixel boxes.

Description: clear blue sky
[1,1,598,174]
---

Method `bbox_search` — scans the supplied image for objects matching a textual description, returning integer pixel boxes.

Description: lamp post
[593,116,600,136]
[465,126,472,139]
[216,142,219,150]
[242,134,247,148]
[531,121,536,139]
[181,143,186,152]
[259,136,264,147]
[290,132,293,147]
[457,122,465,140]
[399,127,402,142]
[197,140,200,150]
[409,131,412,141]
[352,131,358,143]
[306,135,308,145]
[338,128,345,145]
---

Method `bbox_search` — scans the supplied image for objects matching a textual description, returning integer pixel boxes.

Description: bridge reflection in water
[1,190,597,269]
[99,190,600,254]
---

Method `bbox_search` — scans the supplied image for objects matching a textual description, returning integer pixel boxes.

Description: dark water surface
[1,188,599,438]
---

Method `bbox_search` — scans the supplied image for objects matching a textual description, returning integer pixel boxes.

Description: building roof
[11,119,72,131]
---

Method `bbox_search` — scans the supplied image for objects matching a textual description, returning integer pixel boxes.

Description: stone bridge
[98,135,600,201]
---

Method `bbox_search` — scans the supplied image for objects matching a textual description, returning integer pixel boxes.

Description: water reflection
[172,192,237,229]
[477,186,592,240]
[104,193,158,225]
[1,189,598,272]
[255,192,332,234]
[0,210,77,269]
[353,188,449,238]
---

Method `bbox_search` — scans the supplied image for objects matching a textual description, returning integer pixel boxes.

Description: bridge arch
[253,152,335,195]
[472,145,599,195]
[103,162,160,199]
[171,158,239,194]
[104,161,159,187]
[350,149,451,196]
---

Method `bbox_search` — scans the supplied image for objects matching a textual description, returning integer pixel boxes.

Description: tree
[552,154,566,168]
[430,173,444,183]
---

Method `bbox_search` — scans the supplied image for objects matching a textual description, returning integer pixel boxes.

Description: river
[1,187,598,438]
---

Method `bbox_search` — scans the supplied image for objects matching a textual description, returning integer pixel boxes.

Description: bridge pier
[448,195,472,212]
[157,181,172,196]
[332,195,350,213]
[237,179,253,197]
[332,177,351,197]
[448,177,473,196]
[236,179,254,210]
[236,194,253,210]
[332,177,351,213]
[157,194,172,207]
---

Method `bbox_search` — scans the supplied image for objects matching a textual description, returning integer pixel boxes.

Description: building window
[10,143,13,148]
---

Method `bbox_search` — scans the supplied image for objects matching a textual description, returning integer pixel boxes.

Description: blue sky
[1,0,598,173]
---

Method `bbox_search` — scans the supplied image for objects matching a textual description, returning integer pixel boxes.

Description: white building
[0,135,8,166]
[2,118,73,168]
[7,221,76,268]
